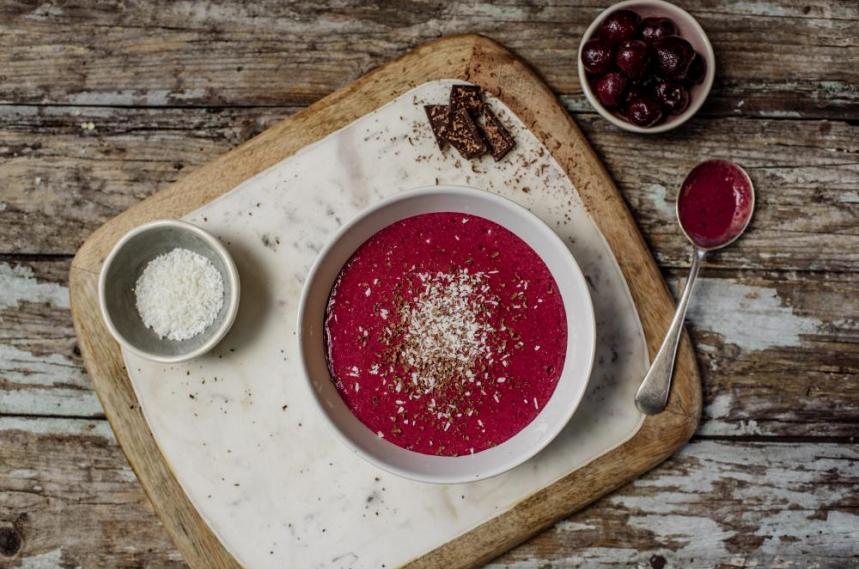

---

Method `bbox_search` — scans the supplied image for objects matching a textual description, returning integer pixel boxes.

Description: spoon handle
[635,247,707,415]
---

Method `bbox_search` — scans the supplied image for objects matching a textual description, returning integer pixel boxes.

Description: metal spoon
[635,160,755,415]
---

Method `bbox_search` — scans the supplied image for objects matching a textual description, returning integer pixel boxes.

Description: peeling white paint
[486,547,642,569]
[731,1,788,17]
[758,109,803,118]
[755,510,859,561]
[0,417,113,439]
[115,465,139,483]
[0,263,70,309]
[7,468,39,478]
[491,443,859,568]
[0,386,103,417]
[28,3,65,18]
[18,548,79,569]
[633,441,857,500]
[819,80,858,99]
[704,392,733,421]
[554,519,596,532]
[626,515,734,559]
[700,393,763,436]
[687,279,820,351]
[837,190,859,204]
[644,183,675,219]
[66,88,207,107]
[0,344,88,388]
[0,343,102,416]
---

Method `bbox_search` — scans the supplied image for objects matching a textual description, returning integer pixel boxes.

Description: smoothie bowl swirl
[298,187,596,483]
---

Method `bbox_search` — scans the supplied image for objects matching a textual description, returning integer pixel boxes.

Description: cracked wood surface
[1,107,857,270]
[0,419,855,568]
[0,1,856,118]
[0,0,857,567]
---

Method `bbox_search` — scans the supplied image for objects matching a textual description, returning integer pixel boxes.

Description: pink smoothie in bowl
[298,186,596,483]
[325,212,567,456]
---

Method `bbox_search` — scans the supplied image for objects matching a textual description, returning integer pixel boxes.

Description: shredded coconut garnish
[390,270,496,396]
[134,248,224,341]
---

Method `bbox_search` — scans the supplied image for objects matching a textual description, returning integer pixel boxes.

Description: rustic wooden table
[1,1,857,567]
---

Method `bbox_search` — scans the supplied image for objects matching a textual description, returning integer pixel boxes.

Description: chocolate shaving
[446,106,488,159]
[480,107,516,161]
[424,105,449,150]
[449,85,483,114]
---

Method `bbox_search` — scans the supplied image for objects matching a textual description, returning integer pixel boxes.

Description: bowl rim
[98,218,241,364]
[297,185,597,484]
[577,0,716,134]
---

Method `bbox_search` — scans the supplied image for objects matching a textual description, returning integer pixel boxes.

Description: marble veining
[123,80,648,568]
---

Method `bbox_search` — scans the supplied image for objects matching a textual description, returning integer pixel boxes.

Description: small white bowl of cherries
[578,0,715,133]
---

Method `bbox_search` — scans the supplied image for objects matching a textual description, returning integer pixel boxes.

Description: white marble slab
[123,80,648,569]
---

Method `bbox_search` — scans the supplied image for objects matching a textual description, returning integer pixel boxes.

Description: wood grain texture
[1,1,857,567]
[0,418,185,569]
[2,107,856,271]
[4,260,858,435]
[0,1,856,119]
[67,35,700,569]
[1,419,855,568]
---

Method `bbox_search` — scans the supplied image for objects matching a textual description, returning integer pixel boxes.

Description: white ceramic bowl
[99,219,241,363]
[578,0,716,133]
[297,187,596,483]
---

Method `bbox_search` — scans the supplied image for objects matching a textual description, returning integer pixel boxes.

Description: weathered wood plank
[1,107,857,270]
[0,418,184,568]
[0,105,296,255]
[0,419,855,568]
[3,258,857,436]
[0,260,102,418]
[0,1,855,119]
[579,115,859,273]
[491,439,859,569]
[668,268,859,438]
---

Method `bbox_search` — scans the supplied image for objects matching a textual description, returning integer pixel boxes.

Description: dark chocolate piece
[480,107,515,161]
[424,105,450,149]
[449,85,484,114]
[446,106,488,159]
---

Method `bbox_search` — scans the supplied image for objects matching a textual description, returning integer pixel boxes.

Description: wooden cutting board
[69,35,701,569]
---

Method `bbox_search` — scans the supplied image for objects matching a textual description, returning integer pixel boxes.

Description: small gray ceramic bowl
[99,219,240,363]
[578,0,716,133]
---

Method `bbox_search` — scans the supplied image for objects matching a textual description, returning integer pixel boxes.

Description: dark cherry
[653,36,695,80]
[599,10,642,43]
[685,52,707,85]
[640,17,676,43]
[624,81,649,105]
[581,39,615,75]
[615,39,650,79]
[654,81,690,114]
[623,75,658,104]
[626,95,664,127]
[594,72,629,109]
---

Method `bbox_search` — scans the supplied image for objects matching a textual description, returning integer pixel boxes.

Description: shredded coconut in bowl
[134,248,225,341]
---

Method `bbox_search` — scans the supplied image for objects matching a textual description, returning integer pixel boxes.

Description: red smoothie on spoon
[677,159,754,249]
